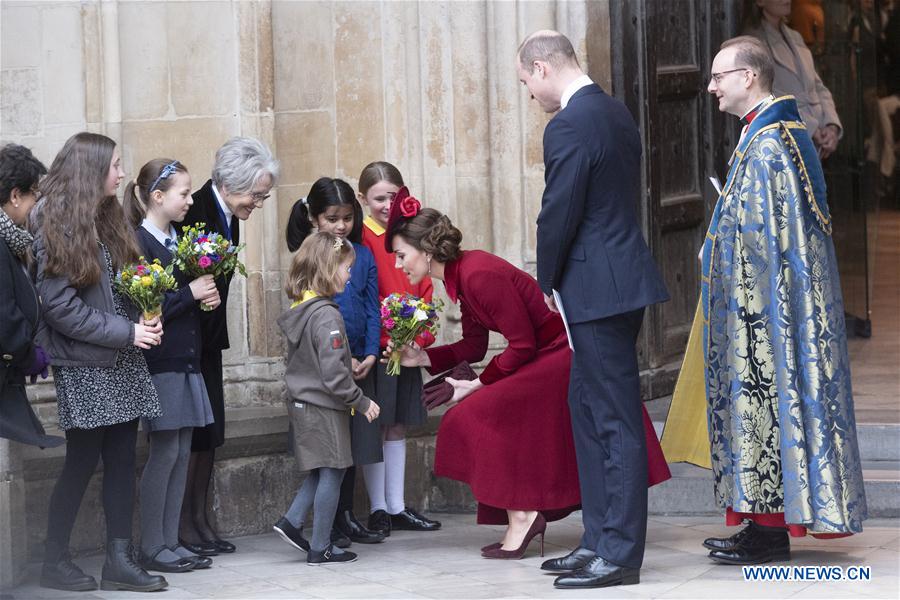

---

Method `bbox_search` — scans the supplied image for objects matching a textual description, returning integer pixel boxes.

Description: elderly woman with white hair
[178,137,279,556]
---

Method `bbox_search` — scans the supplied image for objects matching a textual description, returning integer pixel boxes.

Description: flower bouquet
[381,293,443,376]
[172,223,246,311]
[115,257,178,321]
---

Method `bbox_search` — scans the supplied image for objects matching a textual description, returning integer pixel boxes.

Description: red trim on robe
[725,507,853,539]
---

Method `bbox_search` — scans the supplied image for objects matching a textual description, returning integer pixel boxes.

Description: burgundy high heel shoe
[481,513,546,560]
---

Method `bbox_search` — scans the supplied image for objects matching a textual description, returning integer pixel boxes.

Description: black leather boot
[99,539,168,592]
[335,510,386,544]
[40,541,98,592]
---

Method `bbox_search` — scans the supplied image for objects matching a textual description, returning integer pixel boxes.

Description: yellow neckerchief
[290,290,319,309]
[363,216,385,236]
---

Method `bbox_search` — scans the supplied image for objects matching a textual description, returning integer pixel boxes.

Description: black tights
[179,449,217,542]
[45,419,139,547]
[337,466,356,513]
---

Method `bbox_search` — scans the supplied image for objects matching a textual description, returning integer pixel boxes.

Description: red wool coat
[425,251,670,524]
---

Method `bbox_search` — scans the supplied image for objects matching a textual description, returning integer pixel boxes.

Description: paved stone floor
[9,513,899,600]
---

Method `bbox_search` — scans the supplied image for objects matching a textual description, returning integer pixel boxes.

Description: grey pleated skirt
[289,400,353,472]
[372,362,426,428]
[144,371,214,432]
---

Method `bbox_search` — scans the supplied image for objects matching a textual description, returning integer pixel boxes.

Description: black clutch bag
[421,361,478,410]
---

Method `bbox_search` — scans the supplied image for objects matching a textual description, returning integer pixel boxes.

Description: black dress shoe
[307,544,358,565]
[205,537,236,553]
[331,527,352,549]
[335,510,386,544]
[708,525,790,565]
[178,538,219,557]
[368,509,391,537]
[703,523,755,551]
[390,508,441,531]
[273,517,310,553]
[140,547,194,573]
[554,557,640,589]
[170,546,213,570]
[540,546,596,572]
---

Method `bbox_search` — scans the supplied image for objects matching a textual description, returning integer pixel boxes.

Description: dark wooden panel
[655,2,698,68]
[656,97,700,199]
[659,193,706,231]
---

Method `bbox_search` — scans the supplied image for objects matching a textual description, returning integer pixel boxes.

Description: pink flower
[198,256,212,269]
[136,265,146,275]
[380,306,391,318]
[384,318,395,330]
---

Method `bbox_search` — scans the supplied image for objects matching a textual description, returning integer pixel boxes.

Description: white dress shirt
[560,74,594,110]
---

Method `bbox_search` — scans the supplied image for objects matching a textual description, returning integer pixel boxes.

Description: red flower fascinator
[384,186,421,253]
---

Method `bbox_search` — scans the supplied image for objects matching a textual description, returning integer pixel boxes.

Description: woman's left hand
[445,376,484,405]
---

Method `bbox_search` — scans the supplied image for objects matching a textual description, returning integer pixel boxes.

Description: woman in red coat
[385,189,670,559]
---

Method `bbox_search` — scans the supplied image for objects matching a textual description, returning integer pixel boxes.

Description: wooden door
[610,0,739,397]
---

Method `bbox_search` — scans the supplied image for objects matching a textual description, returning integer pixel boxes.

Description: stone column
[0,439,26,589]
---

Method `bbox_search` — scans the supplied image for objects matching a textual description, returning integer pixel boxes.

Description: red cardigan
[362,217,435,348]
[425,250,564,386]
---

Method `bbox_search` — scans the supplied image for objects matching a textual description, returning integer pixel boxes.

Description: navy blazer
[536,84,669,323]
[135,227,203,374]
[183,179,239,352]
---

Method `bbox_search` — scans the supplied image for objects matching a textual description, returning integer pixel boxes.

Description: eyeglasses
[250,191,270,206]
[709,67,753,85]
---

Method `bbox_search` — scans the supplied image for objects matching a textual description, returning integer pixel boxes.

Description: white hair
[211,136,280,193]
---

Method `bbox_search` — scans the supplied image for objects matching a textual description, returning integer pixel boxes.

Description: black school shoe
[273,517,310,553]
[330,527,352,549]
[308,544,358,565]
[390,508,441,531]
[368,509,392,537]
[335,510,386,544]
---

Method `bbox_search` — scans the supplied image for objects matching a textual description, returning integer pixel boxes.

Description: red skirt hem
[726,507,854,539]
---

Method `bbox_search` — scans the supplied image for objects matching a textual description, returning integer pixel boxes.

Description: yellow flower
[150,263,164,273]
[140,276,153,287]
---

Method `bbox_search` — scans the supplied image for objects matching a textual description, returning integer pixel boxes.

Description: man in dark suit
[518,30,669,589]
[179,137,279,556]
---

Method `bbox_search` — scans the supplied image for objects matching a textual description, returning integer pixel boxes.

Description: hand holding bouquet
[381,293,443,376]
[115,257,178,321]
[172,223,247,310]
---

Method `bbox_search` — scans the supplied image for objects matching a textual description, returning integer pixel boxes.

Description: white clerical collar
[561,74,594,110]
[141,218,177,249]
[211,183,233,225]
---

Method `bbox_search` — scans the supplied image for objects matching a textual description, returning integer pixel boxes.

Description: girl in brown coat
[274,232,380,565]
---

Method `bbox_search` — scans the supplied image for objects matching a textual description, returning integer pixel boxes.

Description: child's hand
[189,274,217,301]
[134,323,162,349]
[363,400,380,423]
[140,315,163,334]
[353,355,376,380]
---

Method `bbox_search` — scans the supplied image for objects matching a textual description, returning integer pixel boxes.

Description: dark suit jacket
[183,179,239,352]
[536,84,669,324]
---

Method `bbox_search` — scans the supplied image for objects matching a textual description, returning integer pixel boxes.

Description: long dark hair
[285,177,363,252]
[34,132,140,287]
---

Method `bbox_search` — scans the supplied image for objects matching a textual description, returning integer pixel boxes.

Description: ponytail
[285,198,313,252]
[122,180,146,230]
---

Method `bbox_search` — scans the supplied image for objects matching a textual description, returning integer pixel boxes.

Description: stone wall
[0,0,612,588]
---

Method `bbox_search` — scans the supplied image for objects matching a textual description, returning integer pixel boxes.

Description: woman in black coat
[0,143,61,449]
